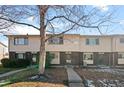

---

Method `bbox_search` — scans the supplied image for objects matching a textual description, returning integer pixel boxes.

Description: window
[120,38,124,43]
[48,37,63,44]
[17,53,25,59]
[32,54,37,62]
[65,51,71,54]
[83,53,93,60]
[86,38,99,45]
[14,37,28,45]
[118,53,124,59]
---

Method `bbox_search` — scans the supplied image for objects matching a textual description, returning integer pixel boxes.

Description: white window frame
[86,38,99,45]
[32,54,37,62]
[48,37,63,44]
[14,37,28,45]
[118,53,124,59]
[83,53,93,60]
[120,38,124,44]
[17,53,25,59]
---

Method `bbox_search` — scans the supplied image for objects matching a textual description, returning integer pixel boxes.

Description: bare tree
[0,5,115,74]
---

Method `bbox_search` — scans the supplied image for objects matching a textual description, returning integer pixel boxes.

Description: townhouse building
[6,34,124,67]
[0,42,7,61]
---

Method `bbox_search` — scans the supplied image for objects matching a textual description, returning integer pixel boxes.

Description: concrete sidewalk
[0,68,28,78]
[66,67,84,87]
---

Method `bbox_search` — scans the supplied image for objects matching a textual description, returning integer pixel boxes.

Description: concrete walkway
[0,68,28,78]
[66,67,84,87]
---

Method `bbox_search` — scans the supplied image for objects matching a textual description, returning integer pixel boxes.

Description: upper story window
[48,37,63,44]
[120,38,124,44]
[118,53,124,59]
[86,38,99,45]
[14,37,28,45]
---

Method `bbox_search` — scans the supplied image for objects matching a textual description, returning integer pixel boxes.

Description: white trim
[83,60,93,64]
[16,51,25,53]
[118,59,124,64]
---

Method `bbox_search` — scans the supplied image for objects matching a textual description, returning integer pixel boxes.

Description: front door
[65,52,72,65]
[32,54,37,62]
[98,53,104,65]
[96,53,109,66]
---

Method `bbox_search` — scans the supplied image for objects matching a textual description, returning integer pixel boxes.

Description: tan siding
[79,36,112,52]
[46,35,80,51]
[0,44,6,60]
[113,37,124,52]
[10,36,40,52]
[8,35,124,53]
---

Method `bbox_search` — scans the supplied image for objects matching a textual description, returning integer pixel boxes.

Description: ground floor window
[118,53,124,59]
[65,52,71,63]
[32,54,37,62]
[49,52,59,64]
[17,53,25,59]
[83,53,93,60]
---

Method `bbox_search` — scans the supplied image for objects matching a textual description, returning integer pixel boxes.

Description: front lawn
[0,67,68,87]
[0,65,20,74]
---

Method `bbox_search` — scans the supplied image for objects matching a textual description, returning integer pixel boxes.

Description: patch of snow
[97,79,124,87]
[84,80,95,87]
[92,68,124,76]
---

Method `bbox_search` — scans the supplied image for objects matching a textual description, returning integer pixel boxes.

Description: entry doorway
[96,52,109,66]
[65,52,72,65]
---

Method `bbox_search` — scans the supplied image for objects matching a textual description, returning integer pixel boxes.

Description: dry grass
[45,67,68,83]
[75,68,124,86]
[7,82,65,87]
[0,65,20,74]
[1,67,68,87]
[75,68,124,80]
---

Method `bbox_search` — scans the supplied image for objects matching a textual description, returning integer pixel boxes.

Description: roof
[0,42,7,47]
[5,34,124,37]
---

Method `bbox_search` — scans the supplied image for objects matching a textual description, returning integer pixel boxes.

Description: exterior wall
[9,35,113,52]
[79,36,112,52]
[0,44,7,60]
[7,34,124,66]
[9,36,40,52]
[113,36,124,52]
[46,35,80,52]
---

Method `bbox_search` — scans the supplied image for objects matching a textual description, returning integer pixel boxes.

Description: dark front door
[65,53,72,65]
[60,52,80,65]
[96,53,109,66]
[97,53,104,65]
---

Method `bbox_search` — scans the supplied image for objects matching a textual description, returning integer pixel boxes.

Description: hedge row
[1,52,54,68]
[1,58,31,68]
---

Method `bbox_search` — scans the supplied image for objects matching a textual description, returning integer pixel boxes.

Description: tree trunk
[38,5,48,74]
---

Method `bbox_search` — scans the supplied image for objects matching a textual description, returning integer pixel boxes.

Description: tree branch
[0,17,40,30]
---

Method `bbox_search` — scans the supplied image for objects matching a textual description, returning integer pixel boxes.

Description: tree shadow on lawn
[0,67,68,87]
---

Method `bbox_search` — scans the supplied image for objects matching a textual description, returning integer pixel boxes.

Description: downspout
[112,36,116,67]
[110,37,112,66]
[111,36,114,67]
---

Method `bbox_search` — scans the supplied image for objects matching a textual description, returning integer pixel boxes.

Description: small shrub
[17,59,31,67]
[45,52,54,68]
[1,58,10,68]
[1,58,31,68]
